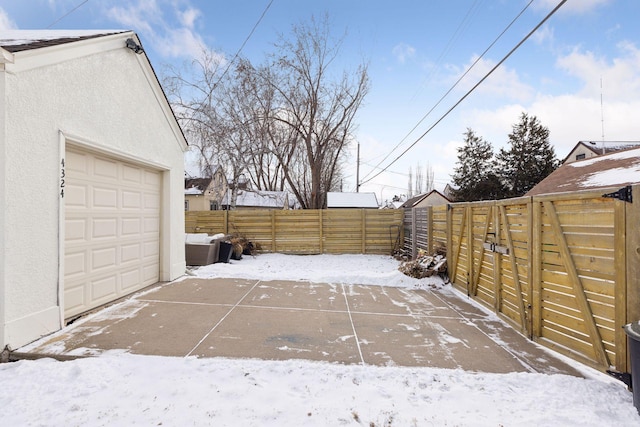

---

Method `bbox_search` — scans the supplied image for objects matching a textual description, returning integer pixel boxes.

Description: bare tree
[165,15,369,210]
[425,162,434,193]
[263,15,370,209]
[415,163,424,194]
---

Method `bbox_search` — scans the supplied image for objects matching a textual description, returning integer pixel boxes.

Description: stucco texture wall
[2,36,186,348]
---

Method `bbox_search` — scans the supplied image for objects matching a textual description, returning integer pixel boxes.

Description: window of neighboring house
[210,200,219,211]
[575,153,586,160]
[185,200,189,211]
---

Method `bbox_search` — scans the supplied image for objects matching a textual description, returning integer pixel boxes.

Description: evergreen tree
[496,112,558,197]
[451,128,504,201]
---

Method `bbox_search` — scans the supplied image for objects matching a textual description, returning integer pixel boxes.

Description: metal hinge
[603,185,632,203]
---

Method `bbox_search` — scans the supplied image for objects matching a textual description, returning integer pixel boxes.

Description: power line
[360,0,567,186]
[410,0,484,103]
[47,0,90,28]
[360,0,485,180]
[360,0,534,184]
[211,0,274,89]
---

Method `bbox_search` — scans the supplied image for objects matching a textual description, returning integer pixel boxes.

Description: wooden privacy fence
[403,207,448,258]
[185,208,404,255]
[409,185,640,374]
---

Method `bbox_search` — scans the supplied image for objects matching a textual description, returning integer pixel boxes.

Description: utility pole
[356,141,360,192]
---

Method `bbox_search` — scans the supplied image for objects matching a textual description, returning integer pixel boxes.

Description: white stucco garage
[0,30,188,349]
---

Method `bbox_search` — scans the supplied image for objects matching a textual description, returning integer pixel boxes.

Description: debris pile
[398,248,447,280]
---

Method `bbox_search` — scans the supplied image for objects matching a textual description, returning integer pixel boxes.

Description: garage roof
[0,30,127,52]
[327,192,379,208]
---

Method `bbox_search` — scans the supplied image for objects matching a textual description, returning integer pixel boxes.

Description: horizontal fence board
[442,189,624,371]
[187,209,402,255]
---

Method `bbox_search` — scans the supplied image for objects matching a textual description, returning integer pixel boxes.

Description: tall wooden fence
[186,208,404,255]
[410,185,640,374]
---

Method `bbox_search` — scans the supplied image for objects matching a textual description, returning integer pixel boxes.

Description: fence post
[271,210,276,253]
[493,202,501,312]
[361,209,366,254]
[624,185,640,372]
[446,204,454,281]
[427,206,433,255]
[411,208,417,260]
[319,210,324,254]
[531,199,542,340]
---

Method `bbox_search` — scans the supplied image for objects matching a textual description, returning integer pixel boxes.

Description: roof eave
[0,47,14,64]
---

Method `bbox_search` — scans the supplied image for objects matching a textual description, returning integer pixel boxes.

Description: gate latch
[603,185,632,203]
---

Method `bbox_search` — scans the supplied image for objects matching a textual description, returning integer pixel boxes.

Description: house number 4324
[60,158,65,198]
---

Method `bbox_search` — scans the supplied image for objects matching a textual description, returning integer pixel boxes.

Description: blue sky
[1,0,639,202]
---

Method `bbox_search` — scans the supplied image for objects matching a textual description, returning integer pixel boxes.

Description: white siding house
[0,30,187,349]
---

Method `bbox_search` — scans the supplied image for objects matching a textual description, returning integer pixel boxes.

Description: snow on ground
[188,253,445,289]
[2,254,639,426]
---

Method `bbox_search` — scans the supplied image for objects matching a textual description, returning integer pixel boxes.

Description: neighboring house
[0,30,187,350]
[400,190,451,209]
[184,167,227,211]
[527,147,640,196]
[327,192,379,209]
[443,184,456,200]
[222,189,293,210]
[562,141,640,165]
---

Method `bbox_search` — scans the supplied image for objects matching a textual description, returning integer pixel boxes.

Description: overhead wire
[409,0,484,103]
[359,0,484,176]
[47,0,90,28]
[360,0,534,183]
[360,0,567,185]
[211,0,274,89]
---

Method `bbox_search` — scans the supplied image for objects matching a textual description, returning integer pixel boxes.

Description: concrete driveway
[23,277,582,375]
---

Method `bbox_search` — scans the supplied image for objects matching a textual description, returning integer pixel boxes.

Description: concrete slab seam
[185,280,262,357]
[341,284,365,366]
[430,291,537,373]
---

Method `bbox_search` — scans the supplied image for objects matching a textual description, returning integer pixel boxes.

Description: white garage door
[64,147,161,318]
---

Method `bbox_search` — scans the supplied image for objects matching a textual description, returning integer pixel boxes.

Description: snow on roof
[327,192,379,208]
[184,187,203,195]
[527,147,640,196]
[223,190,289,208]
[0,30,127,52]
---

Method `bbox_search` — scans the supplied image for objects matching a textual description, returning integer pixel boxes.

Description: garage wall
[1,34,186,348]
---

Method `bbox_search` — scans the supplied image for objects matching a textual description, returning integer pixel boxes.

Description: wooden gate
[446,189,628,371]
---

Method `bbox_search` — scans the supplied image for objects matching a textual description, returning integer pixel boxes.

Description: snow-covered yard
[2,254,638,426]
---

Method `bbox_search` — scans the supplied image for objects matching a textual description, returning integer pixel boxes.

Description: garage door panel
[144,194,160,210]
[64,147,160,319]
[93,157,118,180]
[144,170,161,185]
[121,243,141,263]
[93,187,118,208]
[65,251,87,277]
[64,286,85,313]
[66,150,89,175]
[144,217,160,233]
[143,240,159,257]
[65,218,87,242]
[143,264,158,282]
[66,184,88,207]
[91,218,118,239]
[121,269,142,291]
[122,190,142,208]
[123,164,143,183]
[91,247,117,270]
[91,276,118,301]
[122,217,142,235]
